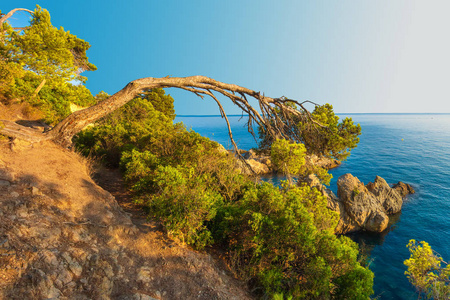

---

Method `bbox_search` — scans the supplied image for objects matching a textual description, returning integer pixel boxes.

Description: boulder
[305,154,341,170]
[365,211,389,232]
[245,159,270,174]
[333,174,414,234]
[242,149,256,159]
[366,176,403,214]
[392,181,415,197]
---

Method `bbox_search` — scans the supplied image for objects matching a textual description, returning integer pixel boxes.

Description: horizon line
[177,113,450,117]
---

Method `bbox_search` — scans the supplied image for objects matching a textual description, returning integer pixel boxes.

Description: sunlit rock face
[307,173,415,234]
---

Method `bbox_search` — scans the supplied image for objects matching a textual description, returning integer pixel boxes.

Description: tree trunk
[0,76,321,150]
[31,78,46,99]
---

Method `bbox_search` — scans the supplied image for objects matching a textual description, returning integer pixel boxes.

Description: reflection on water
[347,212,402,257]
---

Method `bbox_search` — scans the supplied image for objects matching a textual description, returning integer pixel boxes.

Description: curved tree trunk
[0,8,33,28]
[1,8,323,152]
[1,76,322,151]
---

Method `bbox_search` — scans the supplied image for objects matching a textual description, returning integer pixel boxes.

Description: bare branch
[0,76,322,154]
[0,8,33,28]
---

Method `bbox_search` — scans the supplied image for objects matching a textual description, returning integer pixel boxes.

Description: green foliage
[75,93,373,298]
[2,5,96,82]
[212,182,373,299]
[76,93,246,248]
[137,88,176,120]
[0,5,96,124]
[404,240,450,299]
[259,103,361,161]
[300,104,361,161]
[75,91,174,166]
[270,139,306,184]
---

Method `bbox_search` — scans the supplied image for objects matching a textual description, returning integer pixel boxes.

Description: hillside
[0,137,252,299]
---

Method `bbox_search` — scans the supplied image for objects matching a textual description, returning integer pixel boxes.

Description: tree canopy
[404,240,450,299]
[0,5,97,124]
[259,103,361,161]
[1,5,96,81]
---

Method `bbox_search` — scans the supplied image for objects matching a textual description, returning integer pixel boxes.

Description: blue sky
[4,1,450,114]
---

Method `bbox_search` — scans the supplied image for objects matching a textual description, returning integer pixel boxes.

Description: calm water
[175,114,450,299]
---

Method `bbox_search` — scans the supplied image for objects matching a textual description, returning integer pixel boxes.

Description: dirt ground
[0,138,252,299]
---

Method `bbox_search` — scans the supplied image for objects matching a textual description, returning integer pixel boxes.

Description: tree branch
[0,76,321,154]
[0,8,33,28]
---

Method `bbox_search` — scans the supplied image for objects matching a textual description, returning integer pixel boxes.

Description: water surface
[176,113,450,299]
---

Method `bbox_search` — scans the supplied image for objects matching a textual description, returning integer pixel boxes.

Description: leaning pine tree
[1,6,330,156]
[0,6,373,299]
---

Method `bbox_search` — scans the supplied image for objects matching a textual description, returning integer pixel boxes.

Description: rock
[305,174,322,190]
[242,149,256,159]
[334,174,412,234]
[46,285,62,299]
[345,191,378,228]
[216,144,229,155]
[0,167,15,182]
[392,181,415,197]
[68,261,83,277]
[365,211,389,232]
[41,250,59,267]
[0,180,10,186]
[137,267,153,283]
[366,176,403,214]
[242,158,270,175]
[10,191,20,197]
[31,186,42,196]
[58,269,73,285]
[337,174,366,202]
[305,154,341,170]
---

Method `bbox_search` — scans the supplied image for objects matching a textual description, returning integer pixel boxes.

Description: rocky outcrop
[235,148,340,175]
[307,173,415,234]
[393,181,416,197]
[304,154,341,170]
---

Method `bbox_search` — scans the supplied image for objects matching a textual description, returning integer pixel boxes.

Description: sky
[4,1,450,114]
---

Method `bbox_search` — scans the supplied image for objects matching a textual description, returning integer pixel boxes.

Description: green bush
[75,80,372,300]
[211,182,373,299]
[404,240,450,299]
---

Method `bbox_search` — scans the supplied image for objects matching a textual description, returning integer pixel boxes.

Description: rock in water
[305,173,414,234]
[392,181,415,197]
[333,174,414,234]
[366,176,403,214]
[337,174,387,232]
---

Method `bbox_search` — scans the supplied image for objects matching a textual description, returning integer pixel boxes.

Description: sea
[175,114,450,299]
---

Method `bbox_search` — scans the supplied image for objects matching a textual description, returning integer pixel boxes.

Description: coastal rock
[305,154,341,170]
[365,211,389,232]
[246,158,270,174]
[236,149,339,175]
[392,181,416,197]
[332,174,414,234]
[242,149,256,159]
[366,176,403,214]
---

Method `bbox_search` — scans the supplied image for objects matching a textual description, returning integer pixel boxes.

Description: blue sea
[175,114,450,299]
